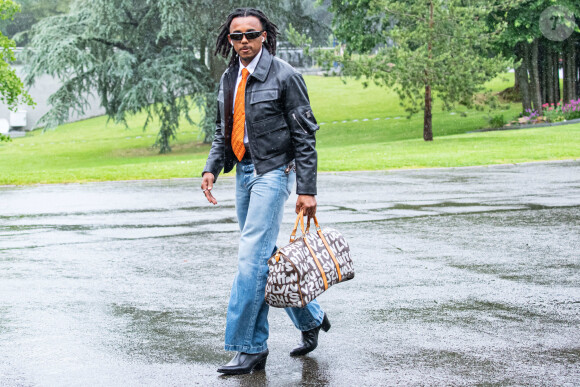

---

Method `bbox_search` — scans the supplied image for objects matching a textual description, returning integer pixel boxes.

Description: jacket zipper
[292,113,309,134]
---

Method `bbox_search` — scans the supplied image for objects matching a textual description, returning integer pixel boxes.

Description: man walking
[201,7,330,375]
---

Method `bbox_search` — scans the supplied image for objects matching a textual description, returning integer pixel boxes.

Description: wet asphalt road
[1,161,579,386]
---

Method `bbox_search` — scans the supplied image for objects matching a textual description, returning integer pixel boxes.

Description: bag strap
[303,236,329,291]
[313,217,343,282]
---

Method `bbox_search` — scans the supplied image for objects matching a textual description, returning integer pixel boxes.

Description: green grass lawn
[1,73,578,185]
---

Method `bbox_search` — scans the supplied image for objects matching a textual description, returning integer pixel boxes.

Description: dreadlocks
[215,8,279,68]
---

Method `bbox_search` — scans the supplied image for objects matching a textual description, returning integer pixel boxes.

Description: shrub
[540,98,580,123]
[543,104,565,122]
[488,114,506,128]
[562,98,580,121]
[523,108,540,121]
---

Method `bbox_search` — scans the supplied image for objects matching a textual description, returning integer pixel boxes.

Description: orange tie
[232,68,249,161]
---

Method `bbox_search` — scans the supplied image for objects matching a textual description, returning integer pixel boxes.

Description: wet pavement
[1,161,579,386]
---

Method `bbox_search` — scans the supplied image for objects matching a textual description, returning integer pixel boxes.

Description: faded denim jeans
[224,159,324,354]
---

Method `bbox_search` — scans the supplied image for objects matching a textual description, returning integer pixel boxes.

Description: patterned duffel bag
[265,211,354,308]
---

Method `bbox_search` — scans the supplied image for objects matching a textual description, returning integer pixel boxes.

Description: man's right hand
[201,173,217,205]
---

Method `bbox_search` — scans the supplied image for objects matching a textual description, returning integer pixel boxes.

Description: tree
[320,0,511,141]
[283,0,333,47]
[24,0,329,153]
[489,1,580,115]
[0,0,34,142]
[0,0,72,46]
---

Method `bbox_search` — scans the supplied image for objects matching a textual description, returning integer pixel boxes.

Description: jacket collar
[248,48,272,83]
[225,49,272,85]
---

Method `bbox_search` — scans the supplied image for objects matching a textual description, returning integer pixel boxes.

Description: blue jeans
[224,159,325,354]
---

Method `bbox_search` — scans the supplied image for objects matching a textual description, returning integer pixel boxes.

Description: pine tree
[24,0,328,153]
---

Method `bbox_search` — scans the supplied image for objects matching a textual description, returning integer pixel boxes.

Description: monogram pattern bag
[265,211,354,308]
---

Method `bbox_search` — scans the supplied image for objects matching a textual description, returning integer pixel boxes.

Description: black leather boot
[217,349,269,375]
[290,313,331,357]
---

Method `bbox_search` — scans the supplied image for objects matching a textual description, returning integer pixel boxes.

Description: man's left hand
[296,194,317,220]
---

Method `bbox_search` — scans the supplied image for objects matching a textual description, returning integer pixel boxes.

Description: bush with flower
[561,98,580,121]
[542,102,566,122]
[518,107,543,124]
[518,98,580,124]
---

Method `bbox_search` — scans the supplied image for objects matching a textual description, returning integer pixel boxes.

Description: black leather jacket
[202,49,319,195]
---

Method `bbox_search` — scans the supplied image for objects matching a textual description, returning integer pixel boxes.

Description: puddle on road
[108,303,224,364]
[370,299,555,324]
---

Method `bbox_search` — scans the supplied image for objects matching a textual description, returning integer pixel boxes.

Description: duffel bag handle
[290,210,306,242]
[290,210,315,241]
[290,210,321,242]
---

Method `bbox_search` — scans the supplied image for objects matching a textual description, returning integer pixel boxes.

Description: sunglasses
[229,31,264,41]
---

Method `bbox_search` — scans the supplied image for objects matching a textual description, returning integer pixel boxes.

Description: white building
[1,63,105,136]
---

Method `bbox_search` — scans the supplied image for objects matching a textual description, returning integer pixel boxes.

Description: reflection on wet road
[1,161,579,385]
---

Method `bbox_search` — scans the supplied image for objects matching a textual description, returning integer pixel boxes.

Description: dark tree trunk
[515,65,531,110]
[554,51,561,102]
[542,62,548,104]
[563,41,569,103]
[576,39,580,97]
[516,42,532,112]
[539,40,547,104]
[563,36,577,103]
[528,39,543,114]
[546,49,554,104]
[570,36,576,102]
[514,67,520,91]
[424,83,433,141]
[423,0,434,141]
